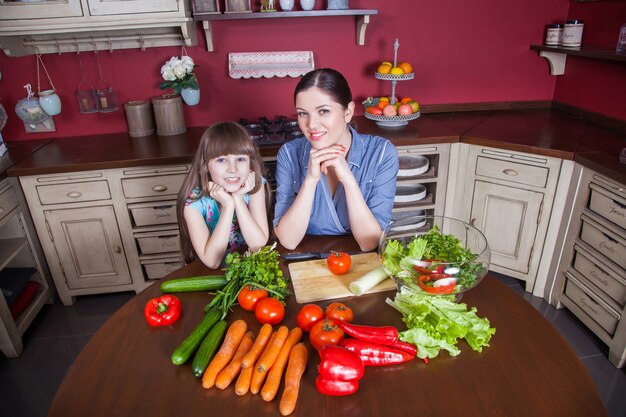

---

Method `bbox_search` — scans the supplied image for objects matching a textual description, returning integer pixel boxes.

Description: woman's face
[295,87,354,150]
[207,154,251,193]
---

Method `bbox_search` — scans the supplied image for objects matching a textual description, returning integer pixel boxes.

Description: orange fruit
[377,101,388,110]
[398,62,413,74]
[376,63,392,74]
[400,97,413,104]
[389,67,404,75]
[366,106,383,115]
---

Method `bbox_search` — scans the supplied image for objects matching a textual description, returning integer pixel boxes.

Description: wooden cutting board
[288,253,397,303]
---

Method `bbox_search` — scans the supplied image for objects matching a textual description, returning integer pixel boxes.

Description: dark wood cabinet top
[0,138,52,181]
[4,109,625,181]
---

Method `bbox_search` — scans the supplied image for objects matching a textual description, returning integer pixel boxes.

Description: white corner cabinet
[0,177,54,358]
[0,0,196,56]
[551,168,625,368]
[18,164,188,306]
[450,144,565,293]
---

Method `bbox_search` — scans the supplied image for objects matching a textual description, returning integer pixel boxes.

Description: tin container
[562,19,584,47]
[545,23,564,46]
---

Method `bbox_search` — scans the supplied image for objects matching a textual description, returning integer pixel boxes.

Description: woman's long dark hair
[177,122,269,264]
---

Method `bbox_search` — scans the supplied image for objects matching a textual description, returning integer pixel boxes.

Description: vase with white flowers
[160,56,200,106]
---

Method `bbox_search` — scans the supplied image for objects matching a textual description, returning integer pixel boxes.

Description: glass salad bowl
[379,215,490,296]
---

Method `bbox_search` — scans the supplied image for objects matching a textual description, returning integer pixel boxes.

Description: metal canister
[545,23,564,46]
[562,20,584,47]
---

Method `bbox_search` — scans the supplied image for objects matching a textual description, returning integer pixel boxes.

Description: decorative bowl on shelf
[379,215,490,296]
[362,97,420,127]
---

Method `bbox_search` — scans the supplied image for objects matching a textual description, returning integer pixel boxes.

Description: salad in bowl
[379,215,490,296]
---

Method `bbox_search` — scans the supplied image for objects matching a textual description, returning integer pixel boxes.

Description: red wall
[553,1,626,121]
[0,0,622,142]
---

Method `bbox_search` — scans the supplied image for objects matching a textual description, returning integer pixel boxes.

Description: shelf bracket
[356,15,370,46]
[202,21,214,52]
[539,51,567,76]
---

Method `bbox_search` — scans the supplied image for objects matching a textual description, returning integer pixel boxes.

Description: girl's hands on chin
[307,144,346,182]
[208,181,234,208]
[234,172,256,197]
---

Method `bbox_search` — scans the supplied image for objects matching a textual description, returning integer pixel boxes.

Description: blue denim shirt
[273,127,398,235]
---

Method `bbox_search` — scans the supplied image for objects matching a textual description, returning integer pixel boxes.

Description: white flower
[172,61,187,80]
[180,56,195,73]
[161,63,176,81]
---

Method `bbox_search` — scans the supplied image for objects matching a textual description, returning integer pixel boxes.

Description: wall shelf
[530,44,626,75]
[193,9,378,52]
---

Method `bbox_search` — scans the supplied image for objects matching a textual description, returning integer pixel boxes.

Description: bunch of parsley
[205,243,290,318]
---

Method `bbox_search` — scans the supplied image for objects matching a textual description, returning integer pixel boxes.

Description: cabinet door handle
[470,218,477,226]
[66,191,83,198]
[502,169,518,176]
[152,185,167,192]
[113,245,122,254]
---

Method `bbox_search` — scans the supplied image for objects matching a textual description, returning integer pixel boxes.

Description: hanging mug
[38,89,62,116]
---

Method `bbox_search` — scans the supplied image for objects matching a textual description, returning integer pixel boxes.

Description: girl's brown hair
[177,122,269,264]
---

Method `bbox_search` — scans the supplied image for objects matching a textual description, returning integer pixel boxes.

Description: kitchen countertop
[0,138,51,181]
[4,109,625,183]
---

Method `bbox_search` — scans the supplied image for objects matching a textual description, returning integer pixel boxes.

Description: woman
[273,68,399,251]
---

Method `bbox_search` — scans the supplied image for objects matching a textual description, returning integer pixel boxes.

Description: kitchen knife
[282,252,362,261]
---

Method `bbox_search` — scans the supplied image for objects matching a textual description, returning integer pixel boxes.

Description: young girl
[177,122,270,269]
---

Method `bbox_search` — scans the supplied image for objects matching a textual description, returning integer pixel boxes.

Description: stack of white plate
[398,154,429,177]
[391,209,427,231]
[394,183,427,203]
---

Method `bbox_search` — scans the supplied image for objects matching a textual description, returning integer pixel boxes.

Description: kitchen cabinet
[0,178,53,358]
[19,164,189,305]
[455,145,563,292]
[0,0,196,56]
[552,168,625,368]
[393,144,450,220]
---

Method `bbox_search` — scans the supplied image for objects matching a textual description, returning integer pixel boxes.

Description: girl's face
[207,154,251,193]
[295,87,354,150]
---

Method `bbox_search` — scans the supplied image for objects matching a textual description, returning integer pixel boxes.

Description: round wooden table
[48,236,607,417]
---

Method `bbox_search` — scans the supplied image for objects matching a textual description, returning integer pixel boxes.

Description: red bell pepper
[417,275,456,295]
[333,320,399,346]
[144,295,182,327]
[389,340,429,364]
[318,344,365,382]
[340,338,415,366]
[315,375,359,396]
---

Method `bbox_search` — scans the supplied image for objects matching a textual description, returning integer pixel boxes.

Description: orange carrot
[279,343,308,416]
[261,327,303,402]
[235,363,254,396]
[240,323,273,369]
[250,325,289,394]
[215,331,255,390]
[202,319,248,389]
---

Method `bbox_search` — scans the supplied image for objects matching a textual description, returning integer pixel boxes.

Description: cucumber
[192,320,228,377]
[160,276,227,293]
[171,308,221,365]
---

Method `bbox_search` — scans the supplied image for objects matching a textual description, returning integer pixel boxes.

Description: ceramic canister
[562,19,584,47]
[300,0,314,11]
[38,90,62,116]
[280,0,294,11]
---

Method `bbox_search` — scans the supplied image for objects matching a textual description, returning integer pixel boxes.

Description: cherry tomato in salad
[296,304,325,332]
[327,251,352,275]
[254,297,285,325]
[310,319,345,351]
[325,302,354,323]
[237,285,268,311]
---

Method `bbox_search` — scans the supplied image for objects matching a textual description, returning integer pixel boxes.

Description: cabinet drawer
[135,231,180,255]
[122,174,186,199]
[589,183,626,230]
[475,156,549,188]
[580,215,626,267]
[0,185,18,222]
[564,274,620,335]
[129,201,177,227]
[36,181,111,205]
[141,257,183,280]
[573,245,626,307]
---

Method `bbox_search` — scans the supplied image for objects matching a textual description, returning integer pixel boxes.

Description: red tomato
[325,302,354,323]
[327,252,351,275]
[237,285,268,311]
[309,319,345,351]
[296,304,325,332]
[254,297,285,325]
